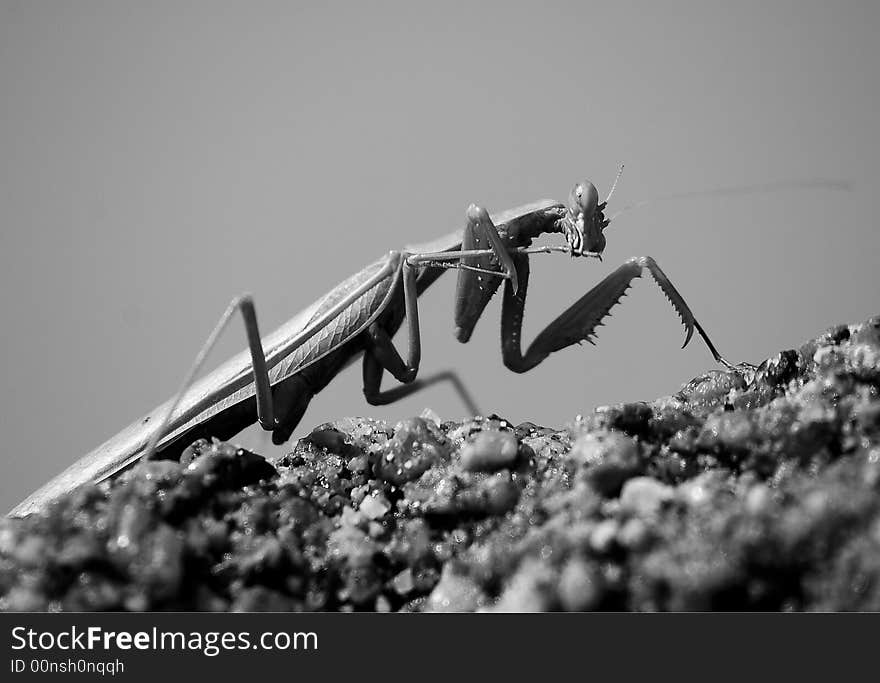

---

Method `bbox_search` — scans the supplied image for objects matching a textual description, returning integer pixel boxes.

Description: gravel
[2,315,879,611]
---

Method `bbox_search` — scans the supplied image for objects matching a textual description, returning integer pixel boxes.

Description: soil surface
[2,316,880,611]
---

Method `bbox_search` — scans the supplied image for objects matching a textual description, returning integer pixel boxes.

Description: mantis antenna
[604,164,625,205]
[606,176,852,224]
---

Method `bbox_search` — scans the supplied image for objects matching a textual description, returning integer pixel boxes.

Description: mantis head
[564,166,623,257]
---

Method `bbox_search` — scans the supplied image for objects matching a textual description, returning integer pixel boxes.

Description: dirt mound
[2,316,879,611]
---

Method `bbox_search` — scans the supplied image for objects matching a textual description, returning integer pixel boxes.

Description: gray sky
[2,0,878,513]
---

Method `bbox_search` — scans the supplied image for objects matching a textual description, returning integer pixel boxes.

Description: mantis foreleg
[499,253,734,373]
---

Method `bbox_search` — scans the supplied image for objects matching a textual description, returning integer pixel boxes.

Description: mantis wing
[9,254,400,517]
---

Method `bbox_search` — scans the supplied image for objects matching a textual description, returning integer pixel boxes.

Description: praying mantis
[9,169,738,517]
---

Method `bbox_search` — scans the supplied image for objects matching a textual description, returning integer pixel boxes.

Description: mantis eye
[570,181,599,218]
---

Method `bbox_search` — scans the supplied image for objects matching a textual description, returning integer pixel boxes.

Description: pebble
[419,408,443,427]
[619,477,674,516]
[697,412,756,452]
[306,425,350,452]
[459,430,519,472]
[492,560,552,612]
[851,317,880,347]
[425,565,485,612]
[589,519,618,553]
[391,568,415,595]
[358,493,391,520]
[616,518,650,551]
[483,472,520,515]
[12,536,47,566]
[558,558,602,611]
[569,431,641,497]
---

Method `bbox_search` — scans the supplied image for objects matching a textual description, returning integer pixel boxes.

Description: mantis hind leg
[500,253,734,373]
[143,294,275,460]
[362,325,481,416]
[143,254,404,458]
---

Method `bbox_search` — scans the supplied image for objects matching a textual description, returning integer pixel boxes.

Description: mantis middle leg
[360,239,500,416]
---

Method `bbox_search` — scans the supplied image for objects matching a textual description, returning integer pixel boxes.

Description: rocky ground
[2,316,880,611]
